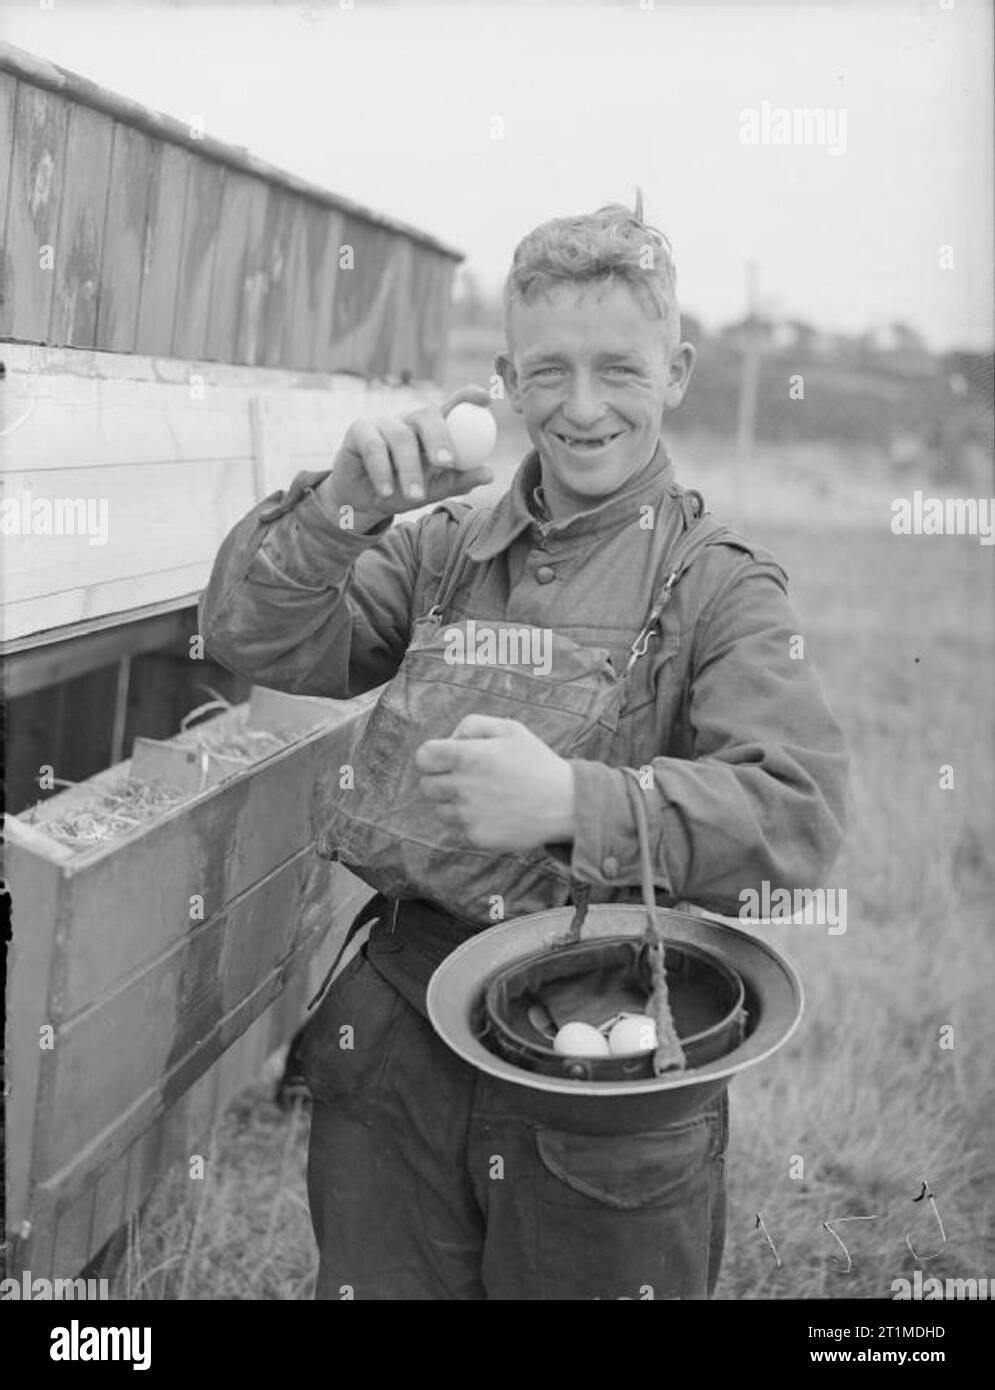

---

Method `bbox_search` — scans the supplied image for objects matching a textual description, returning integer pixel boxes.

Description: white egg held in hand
[553,1021,611,1057]
[607,1014,658,1056]
[445,402,498,468]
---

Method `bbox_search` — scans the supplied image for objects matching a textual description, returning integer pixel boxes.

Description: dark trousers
[302,947,729,1301]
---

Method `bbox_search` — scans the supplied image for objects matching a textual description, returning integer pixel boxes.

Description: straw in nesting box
[178,700,296,763]
[28,778,187,851]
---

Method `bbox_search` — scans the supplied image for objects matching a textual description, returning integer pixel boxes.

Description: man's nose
[561,374,607,427]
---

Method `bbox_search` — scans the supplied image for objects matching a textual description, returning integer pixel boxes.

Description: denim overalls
[301,490,734,1299]
[312,490,737,978]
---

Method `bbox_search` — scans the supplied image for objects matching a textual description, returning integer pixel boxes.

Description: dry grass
[113,440,995,1300]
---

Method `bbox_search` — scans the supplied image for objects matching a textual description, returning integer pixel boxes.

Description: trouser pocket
[533,1095,728,1301]
[483,1093,728,1300]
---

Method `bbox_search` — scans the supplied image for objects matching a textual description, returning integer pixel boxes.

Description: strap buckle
[626,569,679,671]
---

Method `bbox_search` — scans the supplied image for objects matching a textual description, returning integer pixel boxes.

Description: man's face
[497,281,695,501]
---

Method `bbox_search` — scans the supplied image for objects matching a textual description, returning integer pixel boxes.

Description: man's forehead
[508,283,671,360]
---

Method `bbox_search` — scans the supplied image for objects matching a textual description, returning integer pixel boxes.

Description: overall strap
[626,494,739,673]
[426,505,492,618]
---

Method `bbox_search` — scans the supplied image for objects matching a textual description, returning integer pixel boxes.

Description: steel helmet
[427,772,804,1129]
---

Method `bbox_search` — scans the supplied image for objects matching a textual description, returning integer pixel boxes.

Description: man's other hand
[415,715,576,852]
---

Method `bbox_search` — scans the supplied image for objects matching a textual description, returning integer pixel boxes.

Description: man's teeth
[557,433,618,447]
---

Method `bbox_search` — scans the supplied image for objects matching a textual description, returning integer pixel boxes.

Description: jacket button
[536,565,556,583]
[602,855,620,879]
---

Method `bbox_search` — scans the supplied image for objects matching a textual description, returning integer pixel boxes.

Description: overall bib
[303,491,734,1299]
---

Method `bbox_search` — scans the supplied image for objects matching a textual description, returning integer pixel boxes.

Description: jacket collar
[466,440,678,561]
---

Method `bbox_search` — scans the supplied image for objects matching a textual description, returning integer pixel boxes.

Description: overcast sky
[3,0,992,349]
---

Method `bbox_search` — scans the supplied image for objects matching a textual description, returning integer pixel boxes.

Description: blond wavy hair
[503,197,680,341]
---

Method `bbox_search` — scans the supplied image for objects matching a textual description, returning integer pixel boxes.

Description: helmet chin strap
[622,767,687,1074]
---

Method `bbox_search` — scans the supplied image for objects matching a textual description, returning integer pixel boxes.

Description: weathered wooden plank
[4,818,73,1239]
[1,569,208,646]
[0,341,385,453]
[1,81,69,340]
[257,376,380,467]
[19,1193,57,1281]
[309,207,346,373]
[95,122,156,352]
[233,178,274,367]
[259,188,300,369]
[0,356,254,469]
[177,1060,221,1162]
[135,141,190,355]
[249,393,290,501]
[328,215,398,375]
[281,198,333,368]
[372,235,409,379]
[172,156,225,361]
[412,249,457,382]
[50,1184,96,1279]
[49,101,114,348]
[214,1007,272,1113]
[1,458,257,604]
[387,237,418,380]
[87,1146,131,1267]
[0,73,17,300]
[0,338,373,390]
[204,168,266,364]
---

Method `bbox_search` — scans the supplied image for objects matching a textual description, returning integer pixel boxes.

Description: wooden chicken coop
[0,41,461,1280]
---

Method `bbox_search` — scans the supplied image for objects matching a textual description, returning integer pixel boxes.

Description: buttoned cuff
[564,759,677,895]
[252,474,393,590]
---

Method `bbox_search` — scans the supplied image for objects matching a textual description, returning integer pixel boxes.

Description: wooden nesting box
[4,689,379,1279]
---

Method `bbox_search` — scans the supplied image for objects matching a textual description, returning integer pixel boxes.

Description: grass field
[110,417,995,1300]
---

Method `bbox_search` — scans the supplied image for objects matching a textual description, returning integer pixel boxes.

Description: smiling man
[500,227,694,514]
[199,203,847,1301]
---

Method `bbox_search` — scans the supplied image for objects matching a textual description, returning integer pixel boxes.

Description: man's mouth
[551,429,625,453]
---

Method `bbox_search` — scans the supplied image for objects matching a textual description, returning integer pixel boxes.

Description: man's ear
[495,352,523,414]
[663,341,696,408]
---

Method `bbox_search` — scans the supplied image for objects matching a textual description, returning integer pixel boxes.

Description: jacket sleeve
[564,550,849,917]
[198,470,445,697]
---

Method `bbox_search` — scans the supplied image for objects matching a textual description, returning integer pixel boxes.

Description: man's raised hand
[316,384,495,528]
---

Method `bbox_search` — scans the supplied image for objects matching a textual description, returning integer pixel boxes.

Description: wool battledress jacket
[199,446,848,921]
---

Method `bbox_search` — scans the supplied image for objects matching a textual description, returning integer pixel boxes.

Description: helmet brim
[427,903,803,1122]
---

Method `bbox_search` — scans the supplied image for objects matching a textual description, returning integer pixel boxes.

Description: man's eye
[532,367,565,378]
[604,365,636,377]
